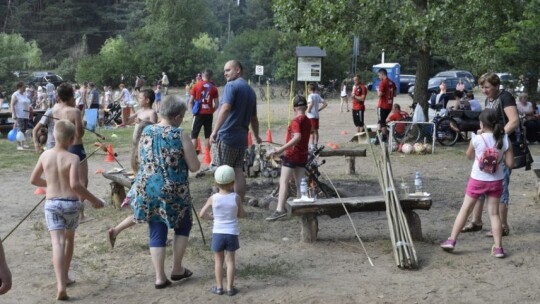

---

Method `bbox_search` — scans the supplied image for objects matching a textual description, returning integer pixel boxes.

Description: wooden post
[345,156,355,175]
[301,214,318,243]
[404,210,423,241]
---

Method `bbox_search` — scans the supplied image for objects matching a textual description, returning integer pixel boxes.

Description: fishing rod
[24,110,106,140]
[1,145,104,242]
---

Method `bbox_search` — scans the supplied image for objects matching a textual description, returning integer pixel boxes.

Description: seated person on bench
[517,92,540,143]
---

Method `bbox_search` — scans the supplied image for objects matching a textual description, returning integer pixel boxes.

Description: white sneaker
[17,146,25,151]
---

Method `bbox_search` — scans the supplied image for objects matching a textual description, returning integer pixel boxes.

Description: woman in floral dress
[128,95,200,289]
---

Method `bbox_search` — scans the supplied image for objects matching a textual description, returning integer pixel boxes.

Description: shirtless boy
[52,83,92,223]
[30,119,104,301]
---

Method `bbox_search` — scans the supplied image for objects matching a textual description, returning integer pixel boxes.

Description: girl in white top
[340,79,349,112]
[441,109,513,258]
[199,165,246,296]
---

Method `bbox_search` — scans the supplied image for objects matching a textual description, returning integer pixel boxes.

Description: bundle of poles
[368,133,418,269]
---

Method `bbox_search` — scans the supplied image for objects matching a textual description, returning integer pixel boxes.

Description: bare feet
[108,228,116,249]
[57,290,69,301]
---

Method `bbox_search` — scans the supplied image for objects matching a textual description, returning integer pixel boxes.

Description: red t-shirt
[351,84,367,111]
[378,78,396,110]
[284,115,312,164]
[387,111,409,134]
[190,80,219,115]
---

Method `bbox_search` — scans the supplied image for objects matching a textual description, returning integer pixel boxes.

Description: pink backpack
[476,134,500,174]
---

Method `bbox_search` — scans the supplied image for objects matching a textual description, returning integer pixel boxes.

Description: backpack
[191,82,214,115]
[476,134,500,174]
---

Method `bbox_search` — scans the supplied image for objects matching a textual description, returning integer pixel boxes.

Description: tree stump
[404,210,423,241]
[301,214,318,243]
[110,182,126,209]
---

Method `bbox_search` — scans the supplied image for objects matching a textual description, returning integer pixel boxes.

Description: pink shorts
[465,178,503,199]
[310,118,319,130]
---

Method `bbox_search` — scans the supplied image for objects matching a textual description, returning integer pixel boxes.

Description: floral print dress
[128,124,192,228]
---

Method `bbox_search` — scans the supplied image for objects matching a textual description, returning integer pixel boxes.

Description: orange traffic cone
[105,144,115,162]
[203,146,212,165]
[266,129,273,143]
[247,132,253,147]
[196,138,202,154]
[34,188,46,195]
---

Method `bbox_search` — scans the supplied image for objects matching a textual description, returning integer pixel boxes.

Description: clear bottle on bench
[300,177,308,198]
[414,171,423,194]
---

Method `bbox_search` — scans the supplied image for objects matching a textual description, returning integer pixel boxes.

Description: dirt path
[2,93,540,303]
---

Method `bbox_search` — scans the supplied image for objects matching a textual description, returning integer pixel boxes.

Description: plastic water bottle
[414,171,423,194]
[300,177,308,198]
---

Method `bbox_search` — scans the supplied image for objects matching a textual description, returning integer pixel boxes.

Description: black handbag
[498,101,532,170]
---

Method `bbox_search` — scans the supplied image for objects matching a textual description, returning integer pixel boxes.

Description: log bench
[318,149,366,175]
[285,195,432,243]
[102,171,134,208]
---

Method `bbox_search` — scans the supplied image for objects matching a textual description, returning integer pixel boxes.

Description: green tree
[0,33,42,87]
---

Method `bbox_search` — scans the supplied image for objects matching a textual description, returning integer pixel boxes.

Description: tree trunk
[414,0,432,119]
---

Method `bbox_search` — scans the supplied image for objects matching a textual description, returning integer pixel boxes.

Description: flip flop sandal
[171,268,193,281]
[461,222,482,232]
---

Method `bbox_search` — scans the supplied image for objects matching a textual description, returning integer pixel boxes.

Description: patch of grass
[237,260,294,278]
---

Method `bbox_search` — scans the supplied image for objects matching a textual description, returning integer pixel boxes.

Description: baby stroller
[104,101,122,126]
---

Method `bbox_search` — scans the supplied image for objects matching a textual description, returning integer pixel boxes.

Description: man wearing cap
[266,95,311,221]
[210,60,262,204]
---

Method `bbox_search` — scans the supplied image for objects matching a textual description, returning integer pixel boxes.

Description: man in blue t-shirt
[210,60,262,203]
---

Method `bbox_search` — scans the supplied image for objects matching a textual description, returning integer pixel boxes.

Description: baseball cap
[293,95,307,107]
[214,165,235,184]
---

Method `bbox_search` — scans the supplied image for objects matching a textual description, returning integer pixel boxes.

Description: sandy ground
[2,91,540,303]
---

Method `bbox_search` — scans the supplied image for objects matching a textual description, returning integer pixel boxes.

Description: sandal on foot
[227,287,238,296]
[155,280,171,289]
[461,222,482,232]
[486,227,509,237]
[211,286,223,295]
[171,268,192,281]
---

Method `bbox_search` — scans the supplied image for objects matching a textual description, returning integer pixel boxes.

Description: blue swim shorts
[44,198,82,231]
[68,144,87,161]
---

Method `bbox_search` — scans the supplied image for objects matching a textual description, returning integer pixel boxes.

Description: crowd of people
[2,66,539,300]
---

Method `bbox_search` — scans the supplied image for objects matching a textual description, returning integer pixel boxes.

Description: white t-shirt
[470,133,509,181]
[340,84,347,97]
[307,93,323,119]
[12,91,31,119]
[517,101,533,116]
[212,192,239,235]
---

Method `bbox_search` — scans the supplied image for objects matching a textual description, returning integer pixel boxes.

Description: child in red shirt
[266,95,311,221]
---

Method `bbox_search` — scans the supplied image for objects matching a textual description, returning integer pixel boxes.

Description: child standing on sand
[440,109,513,258]
[199,165,246,296]
[30,119,104,301]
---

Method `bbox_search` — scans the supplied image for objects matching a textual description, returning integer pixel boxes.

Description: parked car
[399,74,416,93]
[408,77,474,98]
[27,71,64,87]
[434,70,475,86]
[496,72,516,91]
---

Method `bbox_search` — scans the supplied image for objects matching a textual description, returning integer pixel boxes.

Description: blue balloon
[8,128,18,142]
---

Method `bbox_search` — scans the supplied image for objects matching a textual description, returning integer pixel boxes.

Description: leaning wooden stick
[27,110,106,140]
[1,145,103,242]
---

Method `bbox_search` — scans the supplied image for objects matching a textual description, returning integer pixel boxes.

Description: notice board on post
[295,47,326,83]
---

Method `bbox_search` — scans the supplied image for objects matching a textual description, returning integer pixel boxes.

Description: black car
[434,70,475,86]
[400,74,416,93]
[408,77,474,98]
[27,72,64,88]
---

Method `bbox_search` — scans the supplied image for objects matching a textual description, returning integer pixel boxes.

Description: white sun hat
[214,165,235,184]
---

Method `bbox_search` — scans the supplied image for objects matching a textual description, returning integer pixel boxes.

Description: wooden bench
[285,195,432,243]
[318,148,366,175]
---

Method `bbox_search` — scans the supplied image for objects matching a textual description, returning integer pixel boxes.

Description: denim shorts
[465,178,503,199]
[44,198,82,231]
[211,233,240,252]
